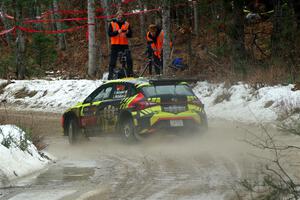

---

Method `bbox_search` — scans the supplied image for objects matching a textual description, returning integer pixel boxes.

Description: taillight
[135,101,157,110]
[60,116,65,127]
[128,92,157,110]
[191,98,204,107]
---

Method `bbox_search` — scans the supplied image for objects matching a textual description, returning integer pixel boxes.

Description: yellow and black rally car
[61,78,207,144]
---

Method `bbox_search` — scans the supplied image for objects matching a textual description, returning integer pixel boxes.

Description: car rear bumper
[136,111,207,134]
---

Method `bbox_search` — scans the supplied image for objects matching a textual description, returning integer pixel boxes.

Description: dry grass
[14,88,37,99]
[264,100,274,108]
[30,134,48,151]
[0,108,49,151]
[245,65,290,87]
[277,99,300,121]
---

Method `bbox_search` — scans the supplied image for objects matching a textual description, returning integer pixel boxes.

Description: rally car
[61,78,208,144]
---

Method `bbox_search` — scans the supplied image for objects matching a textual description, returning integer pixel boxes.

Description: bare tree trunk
[162,0,171,76]
[175,6,180,26]
[231,0,246,59]
[0,2,12,47]
[185,1,193,68]
[14,1,26,79]
[33,0,42,30]
[193,0,199,37]
[101,0,110,52]
[271,0,282,57]
[138,0,146,38]
[88,0,97,78]
[53,0,67,50]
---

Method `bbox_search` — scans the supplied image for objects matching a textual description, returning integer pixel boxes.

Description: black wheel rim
[124,124,131,138]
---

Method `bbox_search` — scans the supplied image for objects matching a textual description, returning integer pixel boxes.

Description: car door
[80,84,114,132]
[97,83,131,133]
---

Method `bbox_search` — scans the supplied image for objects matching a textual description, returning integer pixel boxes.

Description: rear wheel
[198,112,208,133]
[120,118,137,143]
[189,113,208,135]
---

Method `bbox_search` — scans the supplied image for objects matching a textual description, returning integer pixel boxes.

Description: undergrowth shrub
[0,126,45,152]
[236,125,300,199]
[0,129,13,149]
[213,90,232,104]
[18,126,47,152]
[0,55,14,78]
[18,128,32,152]
[278,115,300,136]
[276,100,300,121]
[31,33,57,70]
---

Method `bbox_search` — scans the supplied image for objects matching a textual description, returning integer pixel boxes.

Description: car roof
[105,77,195,85]
[105,77,149,86]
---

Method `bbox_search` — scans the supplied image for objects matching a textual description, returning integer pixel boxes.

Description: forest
[0,0,299,84]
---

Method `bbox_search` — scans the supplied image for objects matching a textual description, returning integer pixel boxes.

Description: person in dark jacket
[108,10,133,80]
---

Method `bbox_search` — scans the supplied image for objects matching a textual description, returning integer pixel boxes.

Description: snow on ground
[0,80,104,112]
[0,125,50,187]
[0,79,299,123]
[194,81,300,123]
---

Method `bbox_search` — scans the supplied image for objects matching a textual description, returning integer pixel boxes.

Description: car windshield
[141,84,194,97]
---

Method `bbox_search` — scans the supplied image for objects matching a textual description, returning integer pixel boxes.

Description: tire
[199,112,208,133]
[68,119,79,145]
[120,118,137,143]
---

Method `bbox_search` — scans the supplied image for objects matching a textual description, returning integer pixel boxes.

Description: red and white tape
[0,8,160,35]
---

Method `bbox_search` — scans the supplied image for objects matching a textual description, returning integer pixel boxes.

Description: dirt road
[0,110,274,200]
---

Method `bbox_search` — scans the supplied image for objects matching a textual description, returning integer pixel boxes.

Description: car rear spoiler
[149,78,199,85]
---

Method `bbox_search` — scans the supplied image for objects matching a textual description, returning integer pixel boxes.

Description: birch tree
[231,0,246,59]
[162,0,171,76]
[193,0,199,37]
[100,0,110,51]
[13,0,26,79]
[53,0,66,50]
[138,0,146,39]
[87,0,97,78]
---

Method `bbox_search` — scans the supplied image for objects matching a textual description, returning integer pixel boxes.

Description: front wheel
[120,119,138,143]
[68,119,79,145]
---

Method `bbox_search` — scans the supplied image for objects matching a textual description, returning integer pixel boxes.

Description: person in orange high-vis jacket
[146,24,166,75]
[108,10,133,80]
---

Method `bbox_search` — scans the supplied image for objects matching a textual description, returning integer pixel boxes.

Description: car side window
[112,84,129,99]
[93,86,113,102]
[129,84,138,96]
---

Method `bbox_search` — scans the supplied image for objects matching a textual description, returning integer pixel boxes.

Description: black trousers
[146,46,163,75]
[149,55,163,75]
[108,45,133,80]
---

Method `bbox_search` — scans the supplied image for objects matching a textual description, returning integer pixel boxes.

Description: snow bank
[0,125,50,187]
[194,82,299,123]
[0,79,103,112]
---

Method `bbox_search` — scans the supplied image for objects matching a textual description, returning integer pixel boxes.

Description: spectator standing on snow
[107,10,133,80]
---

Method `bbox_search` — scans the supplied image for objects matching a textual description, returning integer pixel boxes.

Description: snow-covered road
[0,116,274,200]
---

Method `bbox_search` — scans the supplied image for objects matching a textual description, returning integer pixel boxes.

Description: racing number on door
[99,83,130,132]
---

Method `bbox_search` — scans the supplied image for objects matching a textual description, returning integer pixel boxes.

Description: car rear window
[141,84,194,97]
